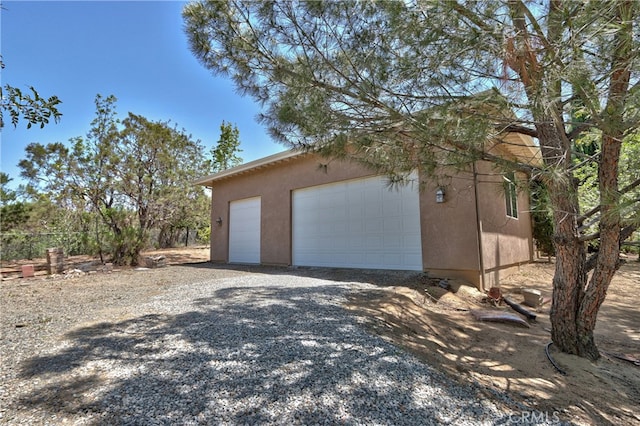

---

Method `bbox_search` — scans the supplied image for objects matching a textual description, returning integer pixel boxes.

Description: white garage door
[229,197,261,264]
[292,173,422,270]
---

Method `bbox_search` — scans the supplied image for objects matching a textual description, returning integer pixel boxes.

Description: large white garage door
[292,174,422,270]
[229,197,261,264]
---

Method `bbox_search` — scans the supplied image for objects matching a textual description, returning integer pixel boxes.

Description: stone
[142,256,166,269]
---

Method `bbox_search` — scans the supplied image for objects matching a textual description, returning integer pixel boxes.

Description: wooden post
[46,248,65,274]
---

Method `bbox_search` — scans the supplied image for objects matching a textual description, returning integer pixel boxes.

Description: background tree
[19,95,120,261]
[118,112,210,252]
[530,178,555,259]
[198,120,244,243]
[0,172,30,232]
[209,120,243,173]
[1,58,62,129]
[184,0,639,360]
[19,95,210,265]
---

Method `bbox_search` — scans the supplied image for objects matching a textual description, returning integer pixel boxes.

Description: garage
[228,197,261,264]
[292,174,422,271]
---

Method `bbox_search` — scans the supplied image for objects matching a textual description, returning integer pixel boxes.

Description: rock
[522,288,543,308]
[63,269,86,279]
[77,260,103,272]
[142,255,166,269]
[96,263,114,273]
[438,279,450,290]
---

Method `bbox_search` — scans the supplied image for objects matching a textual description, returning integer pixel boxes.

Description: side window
[504,172,518,219]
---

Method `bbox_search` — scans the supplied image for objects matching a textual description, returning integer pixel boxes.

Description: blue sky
[1,1,283,189]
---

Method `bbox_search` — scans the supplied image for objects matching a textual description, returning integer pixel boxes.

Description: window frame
[504,172,519,219]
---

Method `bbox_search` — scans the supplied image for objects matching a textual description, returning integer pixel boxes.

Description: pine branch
[577,177,640,225]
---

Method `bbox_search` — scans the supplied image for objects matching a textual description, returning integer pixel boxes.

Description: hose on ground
[545,342,567,375]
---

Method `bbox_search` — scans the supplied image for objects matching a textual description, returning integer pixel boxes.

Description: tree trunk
[546,166,589,356]
[521,0,633,361]
[573,0,631,360]
[95,216,104,263]
[540,123,617,361]
[535,120,603,359]
[506,1,593,356]
[158,225,179,248]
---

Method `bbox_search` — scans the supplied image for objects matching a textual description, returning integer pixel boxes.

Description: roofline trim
[194,149,304,186]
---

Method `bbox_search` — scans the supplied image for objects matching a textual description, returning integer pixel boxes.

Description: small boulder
[142,255,166,268]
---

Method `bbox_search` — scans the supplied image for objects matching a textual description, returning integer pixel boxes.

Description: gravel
[1,264,555,425]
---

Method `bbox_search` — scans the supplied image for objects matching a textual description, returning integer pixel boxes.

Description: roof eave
[194,149,305,186]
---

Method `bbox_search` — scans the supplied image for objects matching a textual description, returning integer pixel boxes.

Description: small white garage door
[229,197,261,264]
[292,173,422,270]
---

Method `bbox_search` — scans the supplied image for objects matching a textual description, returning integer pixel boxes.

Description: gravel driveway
[2,264,527,425]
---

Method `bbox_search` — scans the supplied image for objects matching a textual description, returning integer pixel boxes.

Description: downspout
[473,162,486,291]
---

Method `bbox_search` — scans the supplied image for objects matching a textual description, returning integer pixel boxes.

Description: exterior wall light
[216,217,223,225]
[436,187,445,203]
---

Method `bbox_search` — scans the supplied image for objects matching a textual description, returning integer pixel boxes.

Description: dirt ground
[3,247,639,425]
[346,255,640,426]
[0,246,212,278]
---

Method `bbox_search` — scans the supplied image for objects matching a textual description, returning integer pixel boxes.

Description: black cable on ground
[545,342,567,375]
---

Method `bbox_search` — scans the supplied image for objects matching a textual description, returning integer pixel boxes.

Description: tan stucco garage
[196,146,537,290]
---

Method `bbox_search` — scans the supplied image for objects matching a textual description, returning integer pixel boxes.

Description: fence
[1,228,207,263]
[148,227,204,249]
[0,232,94,262]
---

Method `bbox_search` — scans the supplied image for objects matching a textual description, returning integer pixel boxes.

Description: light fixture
[436,187,445,203]
[216,217,223,225]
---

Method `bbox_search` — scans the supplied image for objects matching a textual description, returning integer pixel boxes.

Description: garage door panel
[333,236,350,248]
[349,208,364,219]
[346,253,366,265]
[365,218,383,232]
[383,217,402,233]
[293,173,422,271]
[333,220,348,234]
[348,220,364,234]
[229,197,260,264]
[383,253,402,265]
[384,234,402,249]
[349,236,365,249]
[364,204,382,217]
[383,202,401,216]
[405,253,423,265]
[364,235,384,249]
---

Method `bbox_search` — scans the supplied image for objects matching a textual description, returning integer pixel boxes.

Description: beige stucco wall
[419,170,481,283]
[205,154,533,289]
[475,161,534,288]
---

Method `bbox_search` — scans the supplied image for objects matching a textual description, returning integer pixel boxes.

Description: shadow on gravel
[16,280,515,424]
[175,261,427,284]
